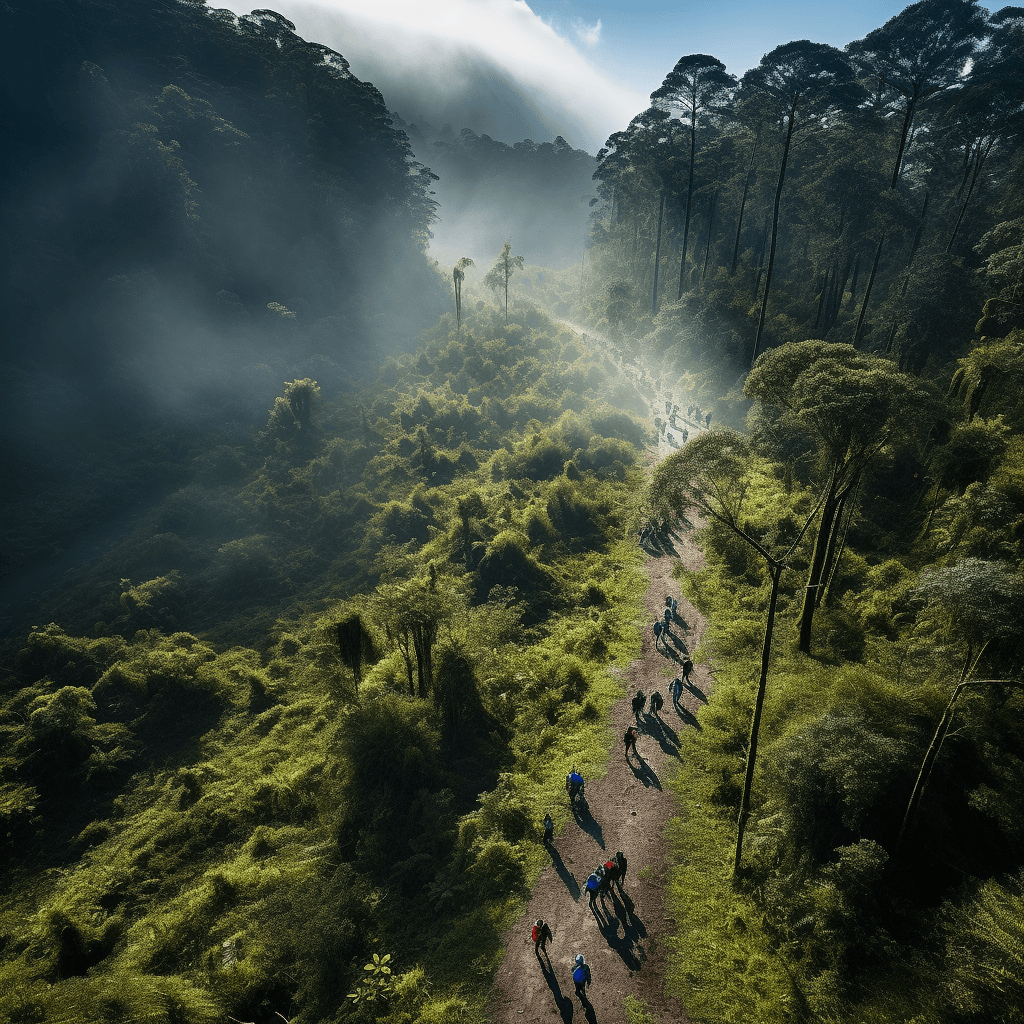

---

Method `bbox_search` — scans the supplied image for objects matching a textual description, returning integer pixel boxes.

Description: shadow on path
[676,704,701,730]
[645,713,679,756]
[684,680,708,704]
[549,844,581,901]
[540,957,575,1022]
[574,806,605,849]
[627,753,662,790]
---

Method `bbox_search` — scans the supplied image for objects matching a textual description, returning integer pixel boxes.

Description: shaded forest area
[2,1,1024,1023]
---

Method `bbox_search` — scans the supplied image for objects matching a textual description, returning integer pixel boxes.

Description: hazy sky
[222,1,946,151]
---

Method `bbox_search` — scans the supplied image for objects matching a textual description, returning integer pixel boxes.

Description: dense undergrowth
[649,366,1024,1022]
[0,303,653,1023]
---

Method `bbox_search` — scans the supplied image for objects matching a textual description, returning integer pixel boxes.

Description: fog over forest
[1,3,1022,1024]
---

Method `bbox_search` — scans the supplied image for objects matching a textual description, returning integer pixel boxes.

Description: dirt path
[489,493,711,1023]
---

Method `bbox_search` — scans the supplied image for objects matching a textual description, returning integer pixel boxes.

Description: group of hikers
[531,849,629,1006]
[528,586,697,1010]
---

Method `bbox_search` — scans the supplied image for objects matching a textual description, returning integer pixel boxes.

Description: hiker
[595,861,609,896]
[615,850,628,886]
[682,657,694,684]
[566,769,585,809]
[585,872,602,911]
[650,690,664,716]
[665,595,672,609]
[631,690,645,720]
[663,607,672,631]
[624,725,638,758]
[671,597,678,617]
[604,856,621,888]
[652,618,664,650]
[672,676,683,704]
[543,814,554,845]
[572,954,592,1002]
[532,918,553,954]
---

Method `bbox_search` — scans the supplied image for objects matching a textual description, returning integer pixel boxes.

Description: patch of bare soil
[489,510,711,1024]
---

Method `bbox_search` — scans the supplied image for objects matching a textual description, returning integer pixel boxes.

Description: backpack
[573,965,587,984]
[586,874,600,892]
[532,925,540,942]
[653,620,663,636]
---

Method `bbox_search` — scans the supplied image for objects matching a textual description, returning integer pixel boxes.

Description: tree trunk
[731,136,759,275]
[908,191,930,267]
[677,114,698,299]
[701,188,719,281]
[798,467,842,654]
[652,189,666,315]
[847,255,861,309]
[890,87,920,188]
[734,561,783,877]
[813,268,829,331]
[947,137,994,254]
[752,98,797,365]
[853,234,884,348]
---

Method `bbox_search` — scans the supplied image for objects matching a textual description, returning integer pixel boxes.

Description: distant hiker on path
[650,690,664,716]
[653,618,664,650]
[566,769,584,808]
[586,872,602,912]
[543,814,554,845]
[573,954,592,1003]
[631,690,645,721]
[532,918,552,955]
[624,725,638,758]
[671,676,683,705]
[682,657,694,684]
[615,850,628,887]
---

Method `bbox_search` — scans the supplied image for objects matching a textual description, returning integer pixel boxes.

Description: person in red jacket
[532,918,552,955]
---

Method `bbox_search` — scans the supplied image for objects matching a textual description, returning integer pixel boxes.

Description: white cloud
[217,1,644,152]
[572,18,603,47]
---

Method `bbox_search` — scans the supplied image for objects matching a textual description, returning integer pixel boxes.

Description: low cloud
[219,1,643,152]
[572,17,602,46]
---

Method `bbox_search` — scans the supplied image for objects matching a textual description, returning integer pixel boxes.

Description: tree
[846,0,988,188]
[484,242,525,323]
[649,431,823,876]
[651,54,736,299]
[334,612,377,689]
[745,341,937,654]
[739,41,863,363]
[453,257,474,333]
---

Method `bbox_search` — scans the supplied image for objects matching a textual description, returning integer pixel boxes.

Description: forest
[1,1,1022,1023]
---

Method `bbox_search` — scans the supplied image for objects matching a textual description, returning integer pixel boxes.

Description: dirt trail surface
[489,500,711,1024]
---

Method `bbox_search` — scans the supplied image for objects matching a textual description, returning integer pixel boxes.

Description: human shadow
[627,752,662,790]
[549,844,581,902]
[645,713,679,756]
[575,805,605,849]
[684,680,709,704]
[596,892,643,971]
[676,705,701,730]
[540,956,574,1023]
[666,631,689,657]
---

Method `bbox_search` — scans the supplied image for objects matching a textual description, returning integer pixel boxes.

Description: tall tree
[453,257,474,333]
[745,341,937,654]
[846,0,988,188]
[740,41,863,364]
[484,241,525,323]
[651,54,736,299]
[649,431,823,876]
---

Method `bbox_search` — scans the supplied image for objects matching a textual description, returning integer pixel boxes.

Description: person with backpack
[604,856,621,887]
[672,676,683,705]
[572,954,592,1003]
[624,725,638,759]
[663,607,672,635]
[682,657,694,684]
[615,850,628,887]
[652,618,664,650]
[631,689,645,721]
[650,690,664,716]
[566,769,584,808]
[585,872,603,913]
[532,918,552,955]
[542,813,554,845]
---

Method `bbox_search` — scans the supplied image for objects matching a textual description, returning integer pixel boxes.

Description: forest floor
[488,440,712,1024]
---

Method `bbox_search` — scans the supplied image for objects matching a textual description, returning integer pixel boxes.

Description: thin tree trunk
[854,234,885,348]
[798,467,842,654]
[813,269,829,331]
[847,255,861,309]
[735,561,783,877]
[731,136,759,275]
[907,191,930,267]
[890,89,920,188]
[752,99,797,365]
[702,188,719,281]
[947,137,994,254]
[678,113,698,299]
[652,189,666,315]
